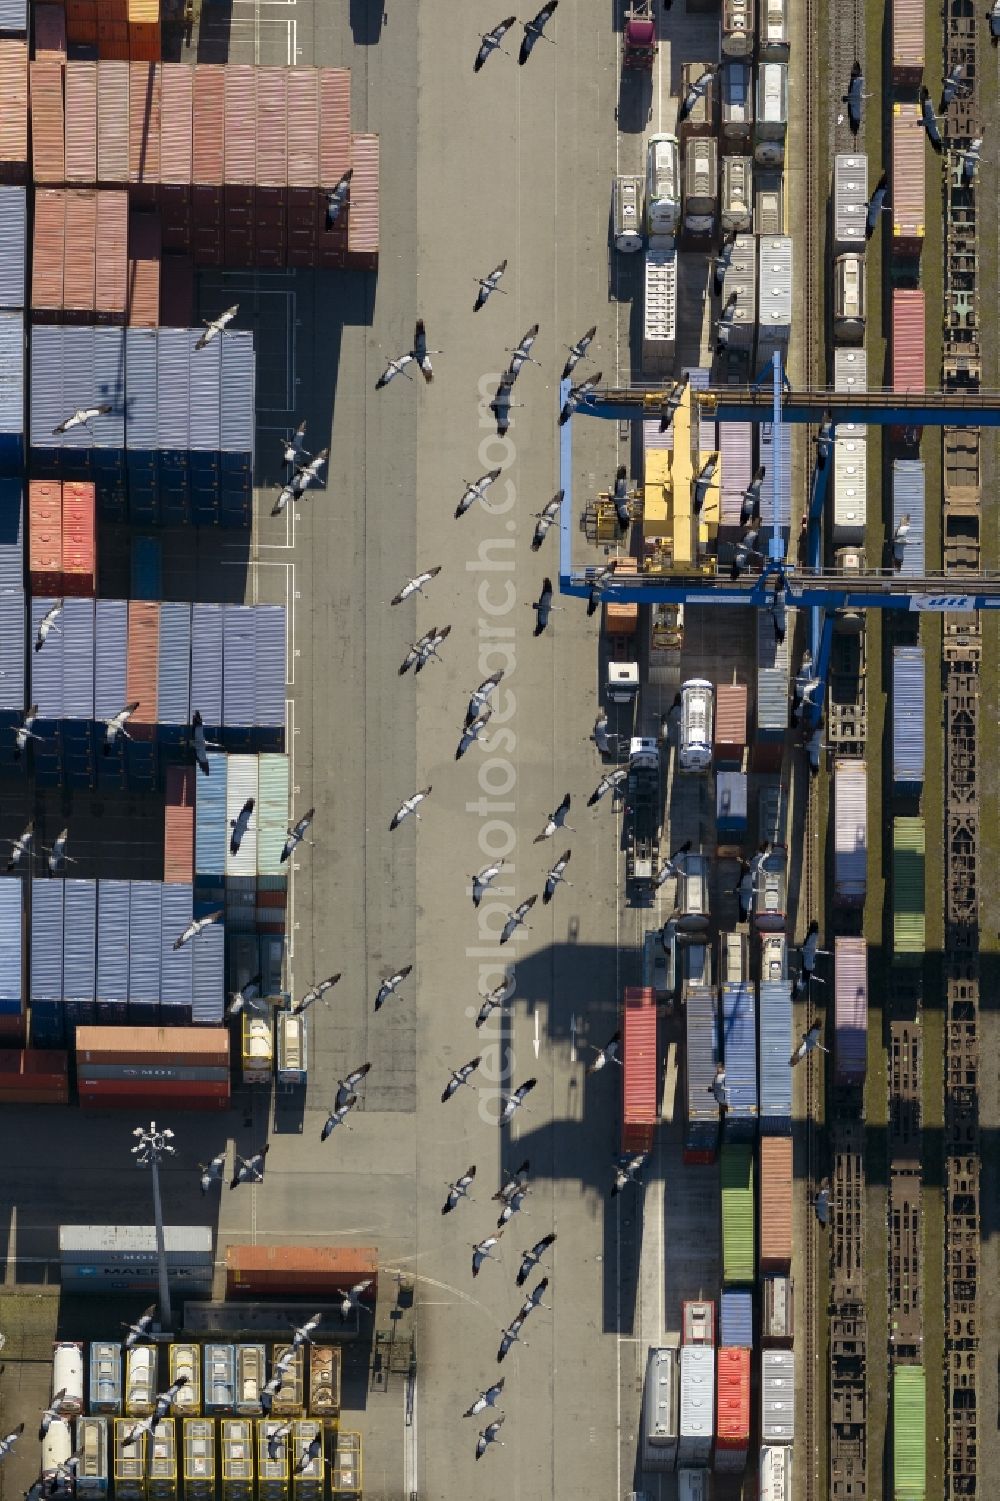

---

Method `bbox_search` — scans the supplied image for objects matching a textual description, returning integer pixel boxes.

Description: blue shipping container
[62,879,97,1025]
[160,884,193,1023]
[892,460,925,578]
[0,309,24,474]
[0,188,26,308]
[719,1290,753,1349]
[0,875,22,1014]
[97,879,130,1021]
[685,984,719,1157]
[720,981,757,1136]
[892,645,925,788]
[716,771,748,836]
[758,980,793,1132]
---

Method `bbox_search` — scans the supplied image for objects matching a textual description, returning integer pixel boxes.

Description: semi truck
[604,568,640,709]
[625,737,662,898]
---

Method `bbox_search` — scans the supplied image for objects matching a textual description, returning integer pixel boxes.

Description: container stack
[684,984,719,1163]
[75,1026,230,1111]
[58,0,161,60]
[833,936,867,1087]
[0,875,23,1040]
[620,984,657,1155]
[28,324,255,526]
[0,479,24,772]
[757,981,792,1132]
[0,39,28,184]
[28,480,96,595]
[195,752,291,945]
[720,981,756,1136]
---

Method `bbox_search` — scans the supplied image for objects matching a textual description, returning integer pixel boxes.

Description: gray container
[754,63,787,164]
[642,1346,679,1472]
[892,459,925,577]
[892,645,925,787]
[685,985,719,1154]
[643,245,677,375]
[204,1345,237,1413]
[75,1416,109,1500]
[759,0,790,57]
[722,0,754,55]
[834,154,868,251]
[832,436,867,545]
[756,667,788,737]
[678,1345,714,1465]
[88,1344,123,1415]
[758,980,792,1131]
[833,758,867,906]
[720,61,753,144]
[761,1349,795,1443]
[721,156,753,233]
[60,1226,213,1264]
[757,602,789,673]
[757,236,793,343]
[719,420,753,530]
[754,168,784,236]
[763,1275,794,1344]
[834,346,867,394]
[720,234,756,353]
[683,137,718,237]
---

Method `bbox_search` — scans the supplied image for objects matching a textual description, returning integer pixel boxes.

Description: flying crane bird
[474,15,516,70]
[865,172,889,236]
[610,464,630,533]
[281,806,315,863]
[516,1232,556,1287]
[678,64,716,121]
[335,1063,372,1109]
[499,896,537,945]
[586,1029,622,1074]
[813,420,834,465]
[225,974,262,1021]
[320,1095,357,1141]
[559,372,602,425]
[152,1376,190,1425]
[398,626,442,675]
[279,421,308,467]
[586,564,613,618]
[173,908,223,950]
[494,1159,531,1202]
[198,1153,226,1194]
[739,464,766,526]
[441,1056,481,1102]
[456,707,493,759]
[531,491,564,551]
[191,709,222,775]
[290,1314,322,1349]
[475,982,508,1028]
[476,1417,506,1459]
[611,1152,647,1196]
[291,973,341,1015]
[470,860,504,908]
[229,1145,269,1189]
[799,919,829,975]
[46,827,76,877]
[471,1231,504,1278]
[5,820,34,873]
[374,964,413,1012]
[519,1275,551,1314]
[389,786,432,831]
[412,319,439,381]
[122,1416,158,1448]
[466,670,503,727]
[505,324,541,379]
[474,260,508,311]
[730,526,761,579]
[258,1371,285,1418]
[325,170,352,229]
[270,449,329,517]
[52,402,112,436]
[918,86,943,150]
[692,451,720,512]
[958,136,983,184]
[712,230,737,295]
[229,796,254,856]
[941,62,967,107]
[561,325,597,380]
[463,1379,505,1417]
[195,304,238,350]
[38,1395,67,1441]
[265,1424,293,1463]
[542,849,572,904]
[529,574,559,636]
[495,1186,529,1228]
[534,792,573,842]
[496,1317,528,1362]
[499,1076,537,1125]
[490,374,520,437]
[102,701,140,754]
[442,1165,477,1215]
[588,767,627,807]
[770,576,788,646]
[0,1425,24,1464]
[591,711,619,757]
[519,0,558,61]
[455,468,502,520]
[892,513,910,569]
[34,600,62,652]
[658,373,689,432]
[390,565,442,605]
[339,1279,374,1321]
[815,1177,831,1228]
[710,1062,730,1107]
[790,1019,827,1066]
[292,1434,322,1476]
[373,352,414,388]
[845,61,869,133]
[123,1306,157,1350]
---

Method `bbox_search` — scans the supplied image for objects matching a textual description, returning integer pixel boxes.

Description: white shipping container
[834,154,868,249]
[832,436,867,545]
[643,246,677,375]
[760,1444,793,1501]
[678,1345,715,1465]
[225,755,259,877]
[759,0,790,58]
[834,347,867,394]
[757,237,793,336]
[42,1419,73,1479]
[755,63,787,149]
[833,758,868,905]
[761,1351,795,1444]
[720,233,756,352]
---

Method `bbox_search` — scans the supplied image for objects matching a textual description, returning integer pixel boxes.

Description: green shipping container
[893,817,925,961]
[720,1141,754,1284]
[257,754,291,876]
[893,1366,926,1501]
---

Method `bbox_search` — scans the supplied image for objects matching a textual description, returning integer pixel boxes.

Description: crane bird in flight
[191,709,222,774]
[474,15,516,70]
[499,1076,537,1125]
[474,260,508,311]
[195,304,238,349]
[123,1305,156,1349]
[173,909,223,951]
[5,820,34,873]
[442,1165,477,1215]
[611,1152,647,1196]
[790,1019,827,1066]
[38,1397,67,1441]
[320,1096,357,1141]
[290,1314,322,1349]
[442,1057,481,1103]
[519,0,558,61]
[374,965,413,1012]
[455,468,502,520]
[339,1279,374,1321]
[229,1146,269,1189]
[542,849,572,903]
[46,827,76,876]
[499,896,537,945]
[739,465,766,526]
[475,982,508,1028]
[471,1231,503,1278]
[456,708,492,760]
[561,325,596,381]
[559,372,602,425]
[505,324,541,380]
[281,807,315,863]
[587,1029,622,1074]
[470,860,504,908]
[390,786,432,831]
[229,797,254,856]
[466,670,503,726]
[198,1153,226,1194]
[279,421,308,467]
[325,170,352,229]
[34,600,62,652]
[102,701,140,754]
[587,767,627,807]
[529,575,560,636]
[463,1379,505,1417]
[658,373,689,432]
[692,451,720,512]
[534,792,573,842]
[678,65,716,121]
[52,403,112,436]
[292,973,341,1015]
[516,1233,556,1287]
[531,491,564,552]
[496,1317,527,1363]
[391,565,442,605]
[336,1064,372,1109]
[225,975,263,1019]
[476,1417,506,1459]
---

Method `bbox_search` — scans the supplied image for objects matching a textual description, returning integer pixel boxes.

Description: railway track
[802,783,819,1501]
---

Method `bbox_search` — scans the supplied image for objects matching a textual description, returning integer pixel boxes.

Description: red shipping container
[65,62,98,185]
[33,5,68,65]
[159,62,193,249]
[66,0,98,46]
[715,1347,751,1450]
[76,1078,230,1100]
[30,60,65,184]
[62,481,97,596]
[714,683,748,766]
[226,1245,378,1298]
[28,480,62,596]
[256,889,288,909]
[0,1049,69,1105]
[63,189,98,318]
[344,132,379,272]
[97,61,130,185]
[891,0,924,83]
[759,1136,793,1272]
[891,104,925,258]
[128,61,160,205]
[126,600,159,741]
[192,64,225,184]
[0,40,28,184]
[128,21,161,62]
[164,766,195,884]
[80,1088,229,1112]
[255,66,287,187]
[77,1026,229,1066]
[191,184,223,267]
[318,68,350,183]
[97,17,129,60]
[31,187,65,317]
[286,67,318,267]
[892,288,925,394]
[127,208,161,327]
[224,64,256,185]
[95,188,128,321]
[0,1012,26,1042]
[622,985,657,1153]
[159,252,194,326]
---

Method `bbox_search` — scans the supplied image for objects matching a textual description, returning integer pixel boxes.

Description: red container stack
[28,480,62,596]
[65,0,99,47]
[316,67,350,268]
[226,1245,379,1298]
[127,208,161,326]
[286,66,318,267]
[159,62,192,249]
[224,64,256,267]
[30,59,65,184]
[126,600,160,742]
[98,60,129,187]
[33,5,68,65]
[128,61,160,207]
[159,252,194,326]
[715,1347,751,1470]
[63,188,98,318]
[95,188,128,321]
[164,766,196,883]
[77,1025,230,1111]
[192,64,224,266]
[97,0,129,62]
[0,1050,69,1104]
[0,41,29,184]
[346,131,379,271]
[621,984,658,1154]
[62,481,97,596]
[255,68,287,269]
[31,187,65,318]
[65,61,98,184]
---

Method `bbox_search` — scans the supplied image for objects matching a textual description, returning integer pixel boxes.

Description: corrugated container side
[257,753,290,876]
[223,64,256,185]
[892,0,925,79]
[253,604,286,744]
[720,981,756,1133]
[0,876,23,1008]
[126,600,159,738]
[345,132,379,266]
[97,61,130,186]
[719,1290,753,1348]
[191,917,224,1024]
[97,879,129,1015]
[127,61,160,189]
[28,481,62,595]
[0,309,23,479]
[719,420,753,529]
[892,287,925,392]
[192,64,225,183]
[685,985,719,1155]
[678,1345,714,1463]
[758,980,792,1130]
[891,105,925,252]
[834,347,867,393]
[64,189,98,317]
[834,936,867,1085]
[127,209,161,327]
[832,436,867,545]
[715,1347,750,1453]
[223,603,255,733]
[159,884,193,1021]
[714,683,747,762]
[893,1366,926,1501]
[64,62,98,185]
[31,187,64,315]
[892,458,926,578]
[833,757,868,905]
[156,600,191,738]
[164,766,195,884]
[0,185,25,307]
[0,40,28,184]
[127,880,161,1011]
[833,153,867,249]
[76,1024,228,1066]
[761,1349,795,1443]
[759,1136,792,1271]
[892,645,925,786]
[622,984,658,1129]
[225,754,259,878]
[29,59,64,183]
[62,479,97,595]
[62,879,97,1021]
[226,1245,379,1297]
[720,1141,754,1284]
[191,602,223,727]
[893,816,925,957]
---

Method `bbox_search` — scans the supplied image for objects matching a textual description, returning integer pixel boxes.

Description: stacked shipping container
[892,645,925,788]
[76,1025,230,1110]
[621,985,657,1153]
[893,816,925,960]
[29,480,96,595]
[833,936,867,1086]
[684,984,719,1162]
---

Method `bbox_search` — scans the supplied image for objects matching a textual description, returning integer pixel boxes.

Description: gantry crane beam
[576,386,1000,427]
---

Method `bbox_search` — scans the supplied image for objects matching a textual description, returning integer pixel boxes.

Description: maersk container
[160,884,194,1024]
[226,756,259,877]
[0,186,25,308]
[758,980,792,1131]
[834,936,867,1086]
[191,603,224,733]
[720,981,756,1135]
[719,233,756,353]
[204,1347,236,1414]
[720,1290,753,1348]
[642,1346,679,1472]
[720,1141,754,1283]
[831,436,867,546]
[893,1365,926,1501]
[892,460,925,577]
[158,601,192,747]
[892,645,925,788]
[761,1349,794,1443]
[31,878,65,1047]
[254,605,286,751]
[642,245,677,376]
[128,880,161,1022]
[834,758,867,906]
[89,1344,123,1416]
[77,1415,110,1500]
[893,816,925,960]
[96,880,129,1022]
[63,879,97,1028]
[678,1345,714,1466]
[223,605,256,749]
[684,984,719,1160]
[716,770,748,838]
[834,154,867,249]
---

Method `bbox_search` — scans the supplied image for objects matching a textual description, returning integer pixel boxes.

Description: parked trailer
[759,0,790,58]
[678,1345,715,1466]
[720,61,753,148]
[892,458,925,577]
[718,232,756,352]
[833,758,868,907]
[42,1418,73,1482]
[645,133,681,238]
[682,1300,715,1345]
[763,1276,794,1344]
[721,156,753,233]
[678,62,718,137]
[892,646,925,789]
[125,1346,156,1417]
[893,1365,926,1500]
[720,1289,753,1347]
[221,1418,254,1501]
[76,1416,110,1500]
[269,1345,305,1418]
[891,106,925,258]
[833,154,868,250]
[722,0,754,55]
[234,1346,268,1416]
[755,168,784,235]
[891,0,924,83]
[88,1343,123,1415]
[256,1420,288,1498]
[755,845,788,933]
[683,136,718,239]
[308,1346,341,1417]
[758,981,792,1131]
[612,173,644,253]
[276,1010,307,1087]
[641,1346,679,1471]
[169,1345,201,1415]
[893,817,925,962]
[759,1137,793,1272]
[833,253,865,344]
[754,63,787,166]
[761,1349,795,1443]
[721,1141,754,1284]
[833,936,868,1086]
[760,1444,793,1500]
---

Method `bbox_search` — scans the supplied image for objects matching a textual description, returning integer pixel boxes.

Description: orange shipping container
[63,189,98,317]
[62,481,97,596]
[126,600,159,739]
[95,188,128,320]
[31,187,65,316]
[128,61,160,194]
[33,5,68,65]
[28,480,62,596]
[622,985,657,1155]
[714,683,748,764]
[759,1135,793,1272]
[129,21,161,62]
[0,40,29,184]
[76,1025,230,1067]
[66,0,98,46]
[226,1245,379,1298]
[65,61,99,184]
[344,131,379,271]
[715,1346,750,1448]
[97,61,130,185]
[97,18,129,61]
[30,59,65,184]
[0,1049,69,1105]
[159,62,193,184]
[163,766,195,884]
